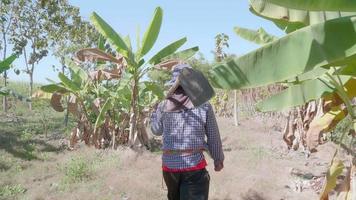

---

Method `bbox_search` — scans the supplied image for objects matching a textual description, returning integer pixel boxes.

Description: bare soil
[0,117,345,200]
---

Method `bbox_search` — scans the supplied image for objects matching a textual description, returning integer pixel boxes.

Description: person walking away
[150,63,224,200]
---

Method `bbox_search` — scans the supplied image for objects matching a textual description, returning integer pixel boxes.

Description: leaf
[335,64,356,76]
[139,7,163,57]
[0,54,17,74]
[320,156,345,200]
[256,76,353,112]
[90,12,129,56]
[58,73,81,92]
[149,37,187,65]
[234,26,278,45]
[306,106,348,150]
[249,0,356,33]
[94,98,112,131]
[75,48,124,64]
[209,16,356,90]
[40,84,68,93]
[265,0,356,12]
[98,36,105,51]
[65,59,88,85]
[143,82,164,99]
[161,46,199,61]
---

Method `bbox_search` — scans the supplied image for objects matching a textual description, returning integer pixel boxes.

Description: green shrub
[62,157,92,184]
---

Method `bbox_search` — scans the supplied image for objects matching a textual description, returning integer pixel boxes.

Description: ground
[0,115,346,200]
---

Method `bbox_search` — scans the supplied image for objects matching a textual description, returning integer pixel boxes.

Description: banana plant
[90,7,198,146]
[209,1,356,199]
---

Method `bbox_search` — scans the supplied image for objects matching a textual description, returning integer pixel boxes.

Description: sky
[8,0,285,83]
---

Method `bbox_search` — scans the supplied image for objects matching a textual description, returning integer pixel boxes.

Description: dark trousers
[163,168,210,200]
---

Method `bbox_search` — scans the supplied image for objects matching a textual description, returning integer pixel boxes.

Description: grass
[0,184,26,199]
[62,157,92,184]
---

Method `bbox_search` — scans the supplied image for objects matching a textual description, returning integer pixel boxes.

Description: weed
[62,157,92,184]
[0,184,26,198]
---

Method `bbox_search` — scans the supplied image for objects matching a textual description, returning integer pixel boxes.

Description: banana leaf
[139,7,163,57]
[161,46,199,62]
[0,54,17,74]
[265,0,356,12]
[234,26,278,45]
[90,12,129,57]
[149,37,187,64]
[209,16,356,90]
[257,76,355,112]
[249,0,356,33]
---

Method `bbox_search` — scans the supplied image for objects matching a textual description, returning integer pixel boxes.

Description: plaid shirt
[150,102,224,170]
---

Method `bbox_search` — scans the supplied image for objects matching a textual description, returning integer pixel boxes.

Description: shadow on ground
[0,125,62,162]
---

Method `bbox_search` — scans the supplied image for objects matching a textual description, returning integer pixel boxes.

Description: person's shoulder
[198,102,213,111]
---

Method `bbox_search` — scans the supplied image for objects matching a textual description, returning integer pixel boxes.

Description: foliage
[41,7,198,148]
[208,1,356,199]
[62,157,92,184]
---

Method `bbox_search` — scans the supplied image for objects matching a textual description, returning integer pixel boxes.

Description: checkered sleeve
[150,103,163,136]
[205,103,224,166]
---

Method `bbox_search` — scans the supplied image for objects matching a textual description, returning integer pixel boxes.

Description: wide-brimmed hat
[165,63,192,97]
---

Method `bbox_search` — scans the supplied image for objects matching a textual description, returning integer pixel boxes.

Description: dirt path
[1,117,339,200]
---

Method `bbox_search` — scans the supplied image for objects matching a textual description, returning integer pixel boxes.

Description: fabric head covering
[164,64,194,112]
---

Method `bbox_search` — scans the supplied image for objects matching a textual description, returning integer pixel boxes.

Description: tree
[11,0,49,110]
[0,0,17,112]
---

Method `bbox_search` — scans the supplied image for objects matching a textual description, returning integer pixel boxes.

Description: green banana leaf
[234,27,278,45]
[209,16,356,90]
[161,46,199,62]
[94,98,112,131]
[149,37,187,64]
[65,59,88,83]
[265,0,356,12]
[249,0,356,33]
[139,7,163,57]
[58,73,81,92]
[335,64,356,76]
[41,84,68,93]
[90,12,129,57]
[0,54,17,74]
[256,76,352,112]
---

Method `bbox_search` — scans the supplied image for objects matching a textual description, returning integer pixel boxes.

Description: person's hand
[214,161,224,172]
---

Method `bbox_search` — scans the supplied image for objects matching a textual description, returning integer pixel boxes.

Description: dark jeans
[163,168,210,200]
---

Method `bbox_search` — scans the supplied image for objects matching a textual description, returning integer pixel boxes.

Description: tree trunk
[28,70,33,111]
[2,33,8,112]
[128,78,139,146]
[233,90,239,126]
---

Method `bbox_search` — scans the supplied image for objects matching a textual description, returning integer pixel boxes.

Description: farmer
[150,63,224,200]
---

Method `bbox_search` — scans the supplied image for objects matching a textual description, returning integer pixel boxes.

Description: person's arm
[205,103,224,171]
[150,102,164,136]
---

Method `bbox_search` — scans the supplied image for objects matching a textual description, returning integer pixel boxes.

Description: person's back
[150,64,224,200]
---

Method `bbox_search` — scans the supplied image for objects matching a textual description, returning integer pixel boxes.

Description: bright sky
[8,0,285,83]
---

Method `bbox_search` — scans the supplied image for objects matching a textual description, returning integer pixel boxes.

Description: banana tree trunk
[128,78,139,146]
